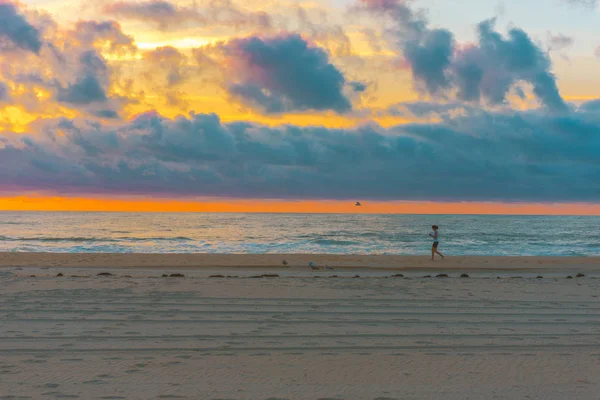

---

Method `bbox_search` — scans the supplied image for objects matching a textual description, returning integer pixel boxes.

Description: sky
[1,0,600,214]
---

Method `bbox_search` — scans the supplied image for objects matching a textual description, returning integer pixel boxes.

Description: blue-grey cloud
[2,102,600,202]
[0,2,42,53]
[221,34,362,113]
[56,51,109,105]
[358,0,568,113]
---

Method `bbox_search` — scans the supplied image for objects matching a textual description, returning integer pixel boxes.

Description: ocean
[0,212,598,256]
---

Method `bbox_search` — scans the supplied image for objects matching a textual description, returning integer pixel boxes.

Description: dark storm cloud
[357,0,568,112]
[221,34,362,113]
[0,1,42,53]
[2,103,600,202]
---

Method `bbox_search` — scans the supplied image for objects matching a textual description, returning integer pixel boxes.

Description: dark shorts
[432,242,439,248]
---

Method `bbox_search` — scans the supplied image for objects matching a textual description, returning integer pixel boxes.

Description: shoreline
[1,252,599,272]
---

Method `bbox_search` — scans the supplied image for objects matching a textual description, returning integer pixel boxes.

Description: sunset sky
[1,0,600,214]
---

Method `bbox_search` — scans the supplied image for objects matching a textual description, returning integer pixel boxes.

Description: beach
[1,253,600,399]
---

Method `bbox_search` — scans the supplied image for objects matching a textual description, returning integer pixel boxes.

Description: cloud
[0,9,137,120]
[0,81,9,102]
[220,34,362,113]
[104,0,271,31]
[104,0,205,30]
[143,46,188,86]
[548,33,574,52]
[72,20,136,54]
[454,19,568,112]
[357,0,568,113]
[2,102,600,202]
[0,1,42,53]
[56,51,109,105]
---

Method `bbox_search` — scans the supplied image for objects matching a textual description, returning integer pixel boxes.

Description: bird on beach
[356,202,362,207]
[309,262,319,270]
[282,260,288,266]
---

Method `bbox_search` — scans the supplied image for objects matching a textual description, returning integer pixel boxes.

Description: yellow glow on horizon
[1,195,600,216]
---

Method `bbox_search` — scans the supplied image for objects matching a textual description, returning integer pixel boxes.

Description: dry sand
[1,254,600,399]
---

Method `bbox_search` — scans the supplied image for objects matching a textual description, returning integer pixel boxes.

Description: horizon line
[1,195,600,216]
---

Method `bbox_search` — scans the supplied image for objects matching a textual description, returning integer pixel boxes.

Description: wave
[0,236,194,242]
[309,239,360,246]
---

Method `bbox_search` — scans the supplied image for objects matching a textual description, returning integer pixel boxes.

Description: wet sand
[1,252,599,271]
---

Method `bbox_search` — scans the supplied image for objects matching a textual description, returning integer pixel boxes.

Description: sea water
[0,212,598,256]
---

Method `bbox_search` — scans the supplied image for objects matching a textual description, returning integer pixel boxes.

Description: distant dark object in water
[162,274,168,277]
[71,275,87,278]
[97,272,113,277]
[423,275,432,278]
[356,202,362,206]
[30,275,36,278]
[391,274,404,278]
[576,273,585,278]
[536,276,544,279]
[329,275,339,278]
[210,275,225,278]
[261,274,280,278]
[170,273,185,278]
[460,274,469,278]
[566,276,573,279]
[510,276,523,279]
[227,276,238,278]
[56,273,64,277]
[353,275,361,278]
[436,274,449,278]
[282,260,288,266]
